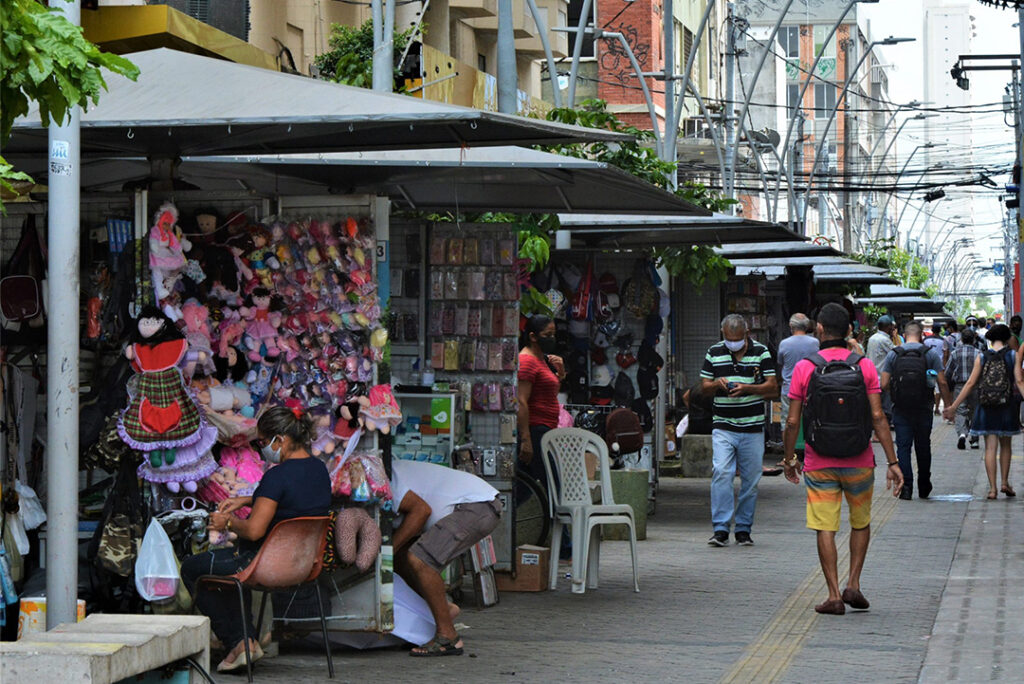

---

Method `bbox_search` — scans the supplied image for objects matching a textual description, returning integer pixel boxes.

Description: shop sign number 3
[376,241,387,263]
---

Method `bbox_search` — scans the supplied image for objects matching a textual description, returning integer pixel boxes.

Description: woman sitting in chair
[181,406,332,673]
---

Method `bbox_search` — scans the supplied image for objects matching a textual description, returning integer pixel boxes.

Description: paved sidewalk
[247,421,1004,683]
[919,429,1024,683]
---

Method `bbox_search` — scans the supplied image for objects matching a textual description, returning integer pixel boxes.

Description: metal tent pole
[371,0,388,92]
[46,0,81,629]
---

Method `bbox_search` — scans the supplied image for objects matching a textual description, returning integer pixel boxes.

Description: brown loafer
[814,599,845,615]
[841,587,870,610]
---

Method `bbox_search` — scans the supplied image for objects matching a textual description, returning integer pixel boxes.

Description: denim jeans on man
[893,408,933,497]
[952,382,977,439]
[181,547,258,650]
[711,429,764,532]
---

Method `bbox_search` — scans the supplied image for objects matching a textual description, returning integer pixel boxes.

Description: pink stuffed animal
[239,287,282,362]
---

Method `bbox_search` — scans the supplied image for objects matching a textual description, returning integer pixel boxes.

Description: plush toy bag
[134,519,180,602]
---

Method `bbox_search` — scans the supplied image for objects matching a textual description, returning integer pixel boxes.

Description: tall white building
[920,0,975,256]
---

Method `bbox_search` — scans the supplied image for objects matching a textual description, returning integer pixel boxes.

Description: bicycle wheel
[512,470,551,548]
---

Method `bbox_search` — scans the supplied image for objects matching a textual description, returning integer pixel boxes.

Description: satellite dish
[747,130,770,145]
[765,128,781,147]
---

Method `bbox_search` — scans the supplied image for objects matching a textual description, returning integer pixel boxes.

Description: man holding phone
[701,314,779,547]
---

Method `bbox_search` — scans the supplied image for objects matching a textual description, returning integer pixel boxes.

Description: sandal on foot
[410,635,464,657]
[814,599,845,615]
[1001,485,1016,497]
[986,491,998,500]
[217,642,263,672]
[841,587,870,610]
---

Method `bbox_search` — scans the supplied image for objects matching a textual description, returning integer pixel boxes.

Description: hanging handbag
[0,214,47,330]
[89,458,147,577]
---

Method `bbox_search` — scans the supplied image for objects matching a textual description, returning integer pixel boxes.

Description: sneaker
[970,438,980,449]
[957,434,966,450]
[708,531,729,547]
[735,531,754,546]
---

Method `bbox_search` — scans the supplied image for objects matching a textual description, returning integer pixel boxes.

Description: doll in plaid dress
[118,306,216,473]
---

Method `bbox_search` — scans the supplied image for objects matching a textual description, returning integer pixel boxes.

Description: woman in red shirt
[517,315,563,487]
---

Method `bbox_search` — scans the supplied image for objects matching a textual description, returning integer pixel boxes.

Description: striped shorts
[803,467,874,532]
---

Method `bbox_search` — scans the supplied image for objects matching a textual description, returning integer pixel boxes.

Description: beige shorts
[411,497,502,571]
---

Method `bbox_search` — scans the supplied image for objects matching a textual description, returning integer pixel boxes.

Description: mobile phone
[727,382,737,390]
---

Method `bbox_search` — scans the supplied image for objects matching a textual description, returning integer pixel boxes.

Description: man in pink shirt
[783,303,903,616]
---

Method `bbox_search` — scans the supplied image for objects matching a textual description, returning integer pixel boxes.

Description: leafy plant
[541,99,736,290]
[854,238,934,294]
[314,20,415,91]
[0,0,138,211]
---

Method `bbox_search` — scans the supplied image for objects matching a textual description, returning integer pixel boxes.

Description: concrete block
[0,614,210,684]
[679,434,714,478]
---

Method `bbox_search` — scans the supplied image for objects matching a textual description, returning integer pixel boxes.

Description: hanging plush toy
[240,287,282,362]
[247,225,279,289]
[181,299,215,379]
[118,306,217,493]
[148,203,190,317]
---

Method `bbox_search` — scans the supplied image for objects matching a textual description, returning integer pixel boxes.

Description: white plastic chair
[539,427,640,594]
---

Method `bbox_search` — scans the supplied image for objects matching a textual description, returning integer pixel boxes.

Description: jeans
[710,429,764,533]
[181,547,258,650]
[881,389,894,424]
[893,409,934,496]
[780,393,791,427]
[953,382,977,440]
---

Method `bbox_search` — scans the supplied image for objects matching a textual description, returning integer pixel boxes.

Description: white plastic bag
[134,519,180,602]
[676,414,690,438]
[15,480,46,530]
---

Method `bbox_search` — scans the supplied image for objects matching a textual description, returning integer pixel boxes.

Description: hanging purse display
[1,214,47,331]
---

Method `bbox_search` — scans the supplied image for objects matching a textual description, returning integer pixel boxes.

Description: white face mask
[724,339,746,353]
[261,436,282,464]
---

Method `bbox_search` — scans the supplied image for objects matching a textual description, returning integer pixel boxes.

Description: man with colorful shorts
[783,302,903,615]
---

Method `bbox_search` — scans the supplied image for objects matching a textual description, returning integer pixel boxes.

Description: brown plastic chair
[197,516,334,682]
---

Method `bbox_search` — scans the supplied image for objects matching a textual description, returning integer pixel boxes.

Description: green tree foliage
[1,0,138,208]
[314,20,414,90]
[854,238,937,296]
[543,99,734,290]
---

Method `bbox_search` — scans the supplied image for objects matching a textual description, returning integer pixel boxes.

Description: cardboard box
[494,545,550,592]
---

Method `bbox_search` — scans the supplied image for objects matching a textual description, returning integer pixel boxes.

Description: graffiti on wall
[600,23,650,88]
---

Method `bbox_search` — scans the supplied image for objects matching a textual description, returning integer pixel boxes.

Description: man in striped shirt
[701,314,779,547]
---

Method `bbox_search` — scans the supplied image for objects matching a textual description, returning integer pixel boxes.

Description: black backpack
[889,347,931,410]
[803,352,872,458]
[978,348,1013,407]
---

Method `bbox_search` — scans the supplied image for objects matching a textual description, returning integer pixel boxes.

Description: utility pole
[662,0,677,188]
[497,0,518,114]
[47,0,82,629]
[794,111,805,229]
[724,2,737,205]
[818,147,829,237]
[1018,10,1024,314]
[371,0,395,92]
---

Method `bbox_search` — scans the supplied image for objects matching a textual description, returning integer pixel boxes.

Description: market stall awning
[815,272,899,285]
[869,284,929,298]
[553,214,801,248]
[184,149,704,214]
[715,241,843,261]
[10,148,706,215]
[7,48,631,158]
[856,297,948,312]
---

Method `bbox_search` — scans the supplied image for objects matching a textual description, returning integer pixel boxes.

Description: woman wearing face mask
[180,406,331,673]
[517,315,563,488]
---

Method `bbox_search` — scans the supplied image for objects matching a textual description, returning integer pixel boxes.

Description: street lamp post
[801,36,916,241]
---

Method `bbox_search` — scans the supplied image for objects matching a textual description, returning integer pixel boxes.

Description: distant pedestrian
[777,313,819,428]
[944,324,1022,500]
[866,315,897,425]
[945,327,980,450]
[701,314,778,547]
[880,320,953,500]
[923,320,945,416]
[1010,315,1022,351]
[942,320,960,366]
[964,316,987,350]
[783,302,902,616]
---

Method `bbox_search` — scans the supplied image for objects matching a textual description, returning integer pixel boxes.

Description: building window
[778,25,799,59]
[186,0,209,23]
[813,25,836,58]
[787,83,801,114]
[814,83,836,118]
[478,54,487,73]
